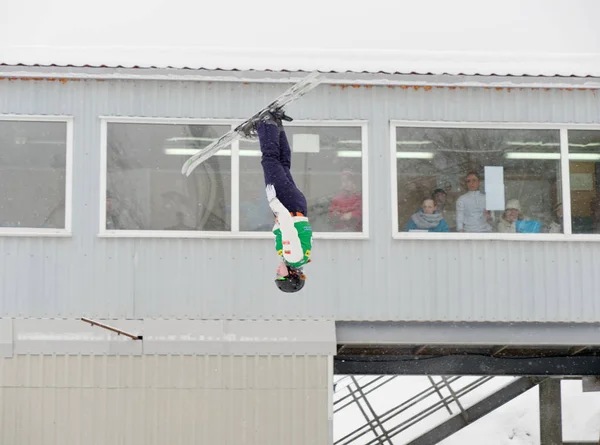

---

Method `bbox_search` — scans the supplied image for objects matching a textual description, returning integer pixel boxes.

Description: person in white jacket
[456,171,493,232]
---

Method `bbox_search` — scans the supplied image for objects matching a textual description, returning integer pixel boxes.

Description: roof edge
[2,45,600,77]
[1,65,600,89]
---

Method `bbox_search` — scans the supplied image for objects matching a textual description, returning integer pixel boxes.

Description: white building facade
[0,63,599,443]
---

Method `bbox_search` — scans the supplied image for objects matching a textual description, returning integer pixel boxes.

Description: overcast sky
[1,0,599,73]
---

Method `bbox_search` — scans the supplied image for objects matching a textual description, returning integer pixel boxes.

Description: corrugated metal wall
[1,76,600,322]
[0,354,330,445]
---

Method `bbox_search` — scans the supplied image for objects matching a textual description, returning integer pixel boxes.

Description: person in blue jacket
[406,198,450,232]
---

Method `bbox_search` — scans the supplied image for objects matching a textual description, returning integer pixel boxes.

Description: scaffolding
[333,375,550,445]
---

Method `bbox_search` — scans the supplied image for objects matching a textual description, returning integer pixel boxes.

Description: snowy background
[334,375,600,444]
[1,0,599,75]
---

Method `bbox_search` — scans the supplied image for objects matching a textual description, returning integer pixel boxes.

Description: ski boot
[237,108,293,139]
[270,108,293,123]
[237,119,259,139]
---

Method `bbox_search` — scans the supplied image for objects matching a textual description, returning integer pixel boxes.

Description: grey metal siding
[1,76,599,322]
[0,354,330,445]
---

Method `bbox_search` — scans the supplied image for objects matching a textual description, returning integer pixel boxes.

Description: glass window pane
[396,127,561,234]
[107,123,231,231]
[0,120,67,229]
[568,130,600,234]
[239,126,364,232]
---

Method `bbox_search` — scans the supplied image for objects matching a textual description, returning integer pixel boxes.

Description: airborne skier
[180,72,321,292]
[249,110,313,293]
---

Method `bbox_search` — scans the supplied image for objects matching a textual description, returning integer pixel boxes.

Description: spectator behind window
[497,199,541,233]
[432,188,447,214]
[456,171,493,233]
[406,198,449,232]
[547,202,563,233]
[497,199,523,233]
[328,169,362,232]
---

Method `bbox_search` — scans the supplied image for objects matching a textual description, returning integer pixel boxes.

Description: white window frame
[0,114,73,237]
[99,117,369,239]
[391,120,600,242]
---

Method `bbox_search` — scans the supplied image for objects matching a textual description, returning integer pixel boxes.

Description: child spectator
[406,198,450,232]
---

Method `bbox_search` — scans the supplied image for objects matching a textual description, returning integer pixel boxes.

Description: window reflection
[106,123,231,231]
[0,120,67,229]
[568,130,600,234]
[396,127,561,234]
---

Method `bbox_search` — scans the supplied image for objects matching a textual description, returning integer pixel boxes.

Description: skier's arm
[266,185,304,263]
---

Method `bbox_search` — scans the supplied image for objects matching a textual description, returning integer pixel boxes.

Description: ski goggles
[275,263,305,281]
[275,262,289,280]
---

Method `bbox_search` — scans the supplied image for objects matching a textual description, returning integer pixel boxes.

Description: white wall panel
[142,319,336,355]
[0,319,12,358]
[0,354,330,445]
[13,319,142,355]
[0,74,599,323]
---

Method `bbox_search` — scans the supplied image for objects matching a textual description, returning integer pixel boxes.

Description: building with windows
[1,57,600,443]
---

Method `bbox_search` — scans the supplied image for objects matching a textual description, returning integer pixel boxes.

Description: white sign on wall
[292,134,320,153]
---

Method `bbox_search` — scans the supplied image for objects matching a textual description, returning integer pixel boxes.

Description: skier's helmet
[275,265,306,293]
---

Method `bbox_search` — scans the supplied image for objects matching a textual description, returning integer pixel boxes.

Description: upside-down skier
[180,72,321,292]
[246,109,313,293]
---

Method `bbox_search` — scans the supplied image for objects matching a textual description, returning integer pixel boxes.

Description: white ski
[181,71,323,176]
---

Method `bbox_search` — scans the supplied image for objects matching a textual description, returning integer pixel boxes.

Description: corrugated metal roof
[0,63,597,79]
[1,47,600,78]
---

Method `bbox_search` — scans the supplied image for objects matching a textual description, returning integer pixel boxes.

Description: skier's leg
[279,129,299,187]
[258,120,307,215]
[278,126,307,215]
[279,127,308,213]
[279,129,292,170]
[257,120,294,200]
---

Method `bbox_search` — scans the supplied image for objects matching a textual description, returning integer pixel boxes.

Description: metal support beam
[350,377,393,445]
[405,377,545,445]
[492,346,508,356]
[335,355,600,376]
[539,379,562,445]
[337,321,600,347]
[334,376,465,445]
[441,376,467,421]
[413,345,429,355]
[427,376,453,415]
[569,346,589,356]
[563,442,600,445]
[346,384,388,444]
[334,376,397,413]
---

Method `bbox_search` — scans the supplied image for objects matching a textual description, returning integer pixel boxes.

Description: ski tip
[307,70,324,81]
[181,162,193,176]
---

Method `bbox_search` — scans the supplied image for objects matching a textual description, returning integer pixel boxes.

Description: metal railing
[334,375,497,445]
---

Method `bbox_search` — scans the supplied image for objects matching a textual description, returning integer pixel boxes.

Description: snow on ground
[334,376,600,444]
